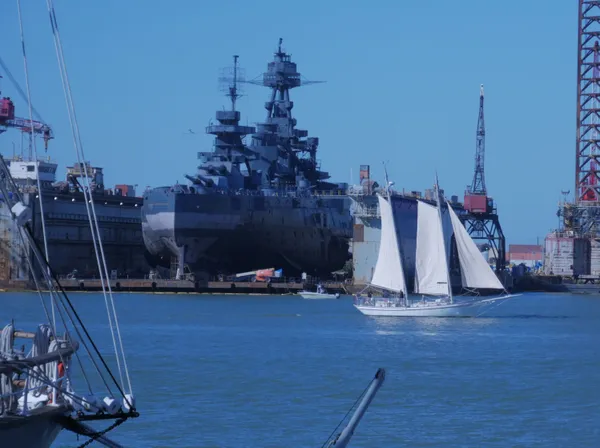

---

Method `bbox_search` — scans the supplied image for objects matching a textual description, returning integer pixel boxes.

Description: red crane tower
[0,83,53,151]
[461,85,506,271]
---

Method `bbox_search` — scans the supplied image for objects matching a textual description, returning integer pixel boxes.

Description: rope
[76,417,127,448]
[474,293,518,317]
[0,323,15,415]
[16,0,56,331]
[14,223,95,395]
[19,225,112,396]
[29,324,54,391]
[45,0,133,399]
[23,224,126,400]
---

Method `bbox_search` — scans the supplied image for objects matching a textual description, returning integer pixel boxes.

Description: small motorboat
[299,284,340,299]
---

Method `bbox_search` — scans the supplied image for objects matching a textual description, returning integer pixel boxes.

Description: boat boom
[327,368,386,447]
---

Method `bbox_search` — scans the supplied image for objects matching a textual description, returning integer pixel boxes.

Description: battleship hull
[142,187,352,276]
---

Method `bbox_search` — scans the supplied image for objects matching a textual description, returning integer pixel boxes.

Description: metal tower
[563,0,600,237]
[462,85,506,272]
[471,85,486,195]
[576,1,600,203]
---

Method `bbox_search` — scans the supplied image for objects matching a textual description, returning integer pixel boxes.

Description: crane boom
[0,94,53,150]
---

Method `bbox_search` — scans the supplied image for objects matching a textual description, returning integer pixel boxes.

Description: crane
[464,84,488,211]
[461,85,506,272]
[0,90,53,151]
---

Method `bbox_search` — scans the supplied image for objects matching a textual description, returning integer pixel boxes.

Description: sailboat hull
[354,294,521,317]
[0,405,69,448]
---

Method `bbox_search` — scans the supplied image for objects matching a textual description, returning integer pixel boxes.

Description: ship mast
[229,55,241,112]
[434,173,453,303]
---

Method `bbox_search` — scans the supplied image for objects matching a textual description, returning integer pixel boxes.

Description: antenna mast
[219,55,245,112]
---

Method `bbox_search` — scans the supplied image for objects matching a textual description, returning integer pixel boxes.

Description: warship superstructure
[142,41,352,277]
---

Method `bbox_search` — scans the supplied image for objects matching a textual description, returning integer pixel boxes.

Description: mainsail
[414,200,450,295]
[370,195,407,294]
[447,201,504,290]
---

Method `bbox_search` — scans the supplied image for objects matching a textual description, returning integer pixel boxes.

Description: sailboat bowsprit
[354,175,520,318]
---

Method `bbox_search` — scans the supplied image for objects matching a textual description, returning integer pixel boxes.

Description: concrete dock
[0,278,350,295]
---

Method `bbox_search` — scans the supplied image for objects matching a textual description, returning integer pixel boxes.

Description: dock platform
[16,278,349,295]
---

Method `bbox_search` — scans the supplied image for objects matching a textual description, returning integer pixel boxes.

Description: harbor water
[2,292,599,447]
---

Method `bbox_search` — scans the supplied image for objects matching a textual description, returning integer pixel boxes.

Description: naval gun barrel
[185,174,214,187]
[327,368,386,448]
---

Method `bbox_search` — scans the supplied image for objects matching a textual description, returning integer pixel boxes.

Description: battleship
[142,40,353,277]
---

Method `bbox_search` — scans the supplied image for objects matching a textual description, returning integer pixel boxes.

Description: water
[2,292,599,447]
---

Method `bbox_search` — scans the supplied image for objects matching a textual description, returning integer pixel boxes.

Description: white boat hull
[354,294,521,317]
[299,291,340,299]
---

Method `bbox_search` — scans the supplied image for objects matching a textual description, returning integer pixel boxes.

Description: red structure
[576,1,600,203]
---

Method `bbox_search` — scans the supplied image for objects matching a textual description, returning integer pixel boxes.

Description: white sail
[447,202,504,290]
[370,195,406,293]
[414,201,450,295]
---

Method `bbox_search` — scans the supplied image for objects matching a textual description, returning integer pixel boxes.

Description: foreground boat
[354,173,519,317]
[1,3,138,446]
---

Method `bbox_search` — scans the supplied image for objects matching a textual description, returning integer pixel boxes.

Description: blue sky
[0,1,575,244]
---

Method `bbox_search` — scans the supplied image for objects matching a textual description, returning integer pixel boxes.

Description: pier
[0,278,350,295]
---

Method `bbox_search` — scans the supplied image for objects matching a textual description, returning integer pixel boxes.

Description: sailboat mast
[434,174,453,302]
[383,163,408,299]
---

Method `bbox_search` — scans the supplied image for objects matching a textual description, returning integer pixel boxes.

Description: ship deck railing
[173,186,350,198]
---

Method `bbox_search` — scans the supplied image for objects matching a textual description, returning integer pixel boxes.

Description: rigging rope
[29,324,54,392]
[45,0,133,398]
[76,417,128,448]
[0,323,15,415]
[16,0,56,332]
[21,224,116,397]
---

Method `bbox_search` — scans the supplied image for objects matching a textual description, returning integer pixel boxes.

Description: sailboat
[353,175,519,317]
[0,2,138,446]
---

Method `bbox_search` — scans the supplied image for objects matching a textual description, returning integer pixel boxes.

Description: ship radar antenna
[219,54,245,111]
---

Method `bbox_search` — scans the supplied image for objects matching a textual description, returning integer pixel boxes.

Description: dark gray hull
[0,405,67,448]
[142,187,352,276]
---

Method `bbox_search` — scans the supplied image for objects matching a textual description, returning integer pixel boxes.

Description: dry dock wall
[0,191,151,286]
